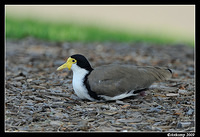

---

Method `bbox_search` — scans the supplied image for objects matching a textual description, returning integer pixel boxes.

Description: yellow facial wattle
[56,57,77,71]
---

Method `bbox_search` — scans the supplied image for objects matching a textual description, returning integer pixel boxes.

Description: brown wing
[87,64,172,97]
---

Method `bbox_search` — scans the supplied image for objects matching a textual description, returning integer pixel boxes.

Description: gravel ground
[5,38,195,132]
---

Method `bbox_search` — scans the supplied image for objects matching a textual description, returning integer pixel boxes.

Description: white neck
[72,64,89,80]
[71,64,94,101]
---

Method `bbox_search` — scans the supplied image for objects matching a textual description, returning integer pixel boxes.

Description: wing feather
[88,64,172,97]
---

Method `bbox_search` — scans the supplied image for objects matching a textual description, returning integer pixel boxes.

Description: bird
[57,54,172,101]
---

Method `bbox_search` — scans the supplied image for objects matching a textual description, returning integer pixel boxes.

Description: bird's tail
[147,66,172,81]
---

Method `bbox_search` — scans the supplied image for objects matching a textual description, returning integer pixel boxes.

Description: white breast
[71,64,94,101]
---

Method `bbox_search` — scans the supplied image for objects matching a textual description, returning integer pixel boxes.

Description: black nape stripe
[167,68,172,74]
[83,72,103,101]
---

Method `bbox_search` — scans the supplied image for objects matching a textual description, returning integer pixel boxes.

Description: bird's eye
[72,59,76,63]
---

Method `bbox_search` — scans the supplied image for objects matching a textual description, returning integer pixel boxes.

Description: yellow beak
[57,57,73,71]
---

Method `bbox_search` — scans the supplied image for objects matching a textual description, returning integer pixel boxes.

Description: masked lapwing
[57,54,172,101]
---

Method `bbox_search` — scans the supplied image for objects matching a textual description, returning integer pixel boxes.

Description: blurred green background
[5,5,194,46]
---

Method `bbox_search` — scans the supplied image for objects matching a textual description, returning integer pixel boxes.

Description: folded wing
[87,64,172,97]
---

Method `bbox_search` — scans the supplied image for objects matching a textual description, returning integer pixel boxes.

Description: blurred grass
[6,17,194,46]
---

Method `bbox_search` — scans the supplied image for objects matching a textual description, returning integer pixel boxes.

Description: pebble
[32,80,42,85]
[11,82,22,87]
[70,94,80,100]
[50,121,63,127]
[14,76,25,81]
[152,126,163,131]
[147,107,161,113]
[117,117,143,123]
[5,38,194,132]
[101,111,118,116]
[186,108,194,115]
[177,122,191,128]
[27,79,33,82]
[30,85,46,89]
[116,100,129,105]
[178,89,188,95]
[49,89,62,93]
[153,122,162,126]
[166,93,179,97]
